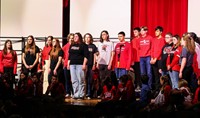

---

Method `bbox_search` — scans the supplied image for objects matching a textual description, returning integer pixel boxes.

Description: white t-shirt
[97,41,114,65]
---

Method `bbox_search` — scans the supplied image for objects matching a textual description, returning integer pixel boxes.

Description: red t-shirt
[42,46,52,66]
[138,35,153,57]
[62,43,70,67]
[151,37,166,60]
[0,51,17,74]
[113,42,132,70]
[131,37,140,62]
[102,85,116,101]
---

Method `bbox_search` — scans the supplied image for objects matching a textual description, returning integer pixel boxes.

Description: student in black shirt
[68,32,89,99]
[48,38,64,85]
[22,35,40,76]
[83,33,98,99]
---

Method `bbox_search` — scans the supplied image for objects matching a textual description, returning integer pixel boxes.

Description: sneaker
[65,94,70,98]
[87,97,91,100]
[97,96,101,99]
[135,86,141,92]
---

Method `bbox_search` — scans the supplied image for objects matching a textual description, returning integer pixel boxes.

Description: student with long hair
[97,30,114,97]
[22,35,40,76]
[48,38,64,85]
[62,33,74,97]
[83,33,98,99]
[179,35,195,89]
[68,32,89,99]
[41,36,53,94]
[0,40,17,98]
[167,35,182,89]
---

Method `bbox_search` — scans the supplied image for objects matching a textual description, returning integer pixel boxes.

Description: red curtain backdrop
[131,0,188,38]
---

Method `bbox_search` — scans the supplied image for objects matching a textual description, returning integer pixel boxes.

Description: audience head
[178,79,188,88]
[160,75,170,86]
[119,74,129,86]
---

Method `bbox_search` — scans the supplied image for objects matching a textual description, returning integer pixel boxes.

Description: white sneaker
[65,94,70,98]
[87,97,91,100]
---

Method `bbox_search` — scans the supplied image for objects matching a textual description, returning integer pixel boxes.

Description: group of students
[0,27,200,107]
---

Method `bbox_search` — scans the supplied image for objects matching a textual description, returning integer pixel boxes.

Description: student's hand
[25,65,30,69]
[150,58,154,64]
[82,64,86,71]
[29,65,34,69]
[159,69,162,74]
[92,65,96,70]
[107,65,111,70]
[48,68,51,74]
[179,72,183,79]
[167,65,171,70]
[67,65,70,70]
[53,69,57,75]
[96,64,99,69]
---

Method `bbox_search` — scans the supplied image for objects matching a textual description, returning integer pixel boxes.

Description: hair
[3,40,15,58]
[160,75,170,93]
[165,32,173,37]
[118,31,125,36]
[119,74,129,85]
[178,79,188,88]
[182,35,196,54]
[49,38,61,60]
[74,32,83,44]
[173,34,181,48]
[189,32,200,45]
[140,26,148,31]
[100,30,110,43]
[67,33,74,44]
[141,75,149,85]
[83,33,94,44]
[25,35,36,55]
[155,26,163,32]
[46,36,53,47]
[133,27,141,32]
[103,76,113,91]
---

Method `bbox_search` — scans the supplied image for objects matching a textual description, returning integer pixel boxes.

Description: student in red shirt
[101,76,116,101]
[62,33,74,97]
[150,26,166,91]
[131,27,141,89]
[167,35,182,89]
[113,31,132,80]
[138,26,153,89]
[0,40,17,98]
[114,74,135,101]
[42,36,53,66]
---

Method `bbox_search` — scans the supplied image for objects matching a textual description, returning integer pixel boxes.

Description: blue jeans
[115,68,128,81]
[70,65,85,98]
[169,70,179,89]
[140,56,152,89]
[64,67,73,95]
[161,71,169,76]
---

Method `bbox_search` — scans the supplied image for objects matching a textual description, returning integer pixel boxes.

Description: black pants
[132,62,141,87]
[151,61,161,90]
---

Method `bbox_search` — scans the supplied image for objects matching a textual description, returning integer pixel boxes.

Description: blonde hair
[182,35,195,54]
[178,79,188,88]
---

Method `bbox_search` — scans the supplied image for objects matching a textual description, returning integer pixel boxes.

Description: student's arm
[30,53,39,69]
[179,57,186,78]
[54,56,62,75]
[13,51,18,74]
[22,53,29,69]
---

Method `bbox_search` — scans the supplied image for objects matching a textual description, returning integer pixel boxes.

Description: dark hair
[84,33,94,44]
[141,75,149,85]
[119,74,129,84]
[100,30,109,43]
[3,40,15,57]
[133,27,141,32]
[160,75,170,93]
[189,32,200,45]
[155,26,163,32]
[118,31,125,36]
[75,32,83,44]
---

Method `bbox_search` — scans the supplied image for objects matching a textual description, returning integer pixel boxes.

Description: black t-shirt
[69,43,89,65]
[50,49,64,70]
[87,44,98,66]
[22,45,40,65]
